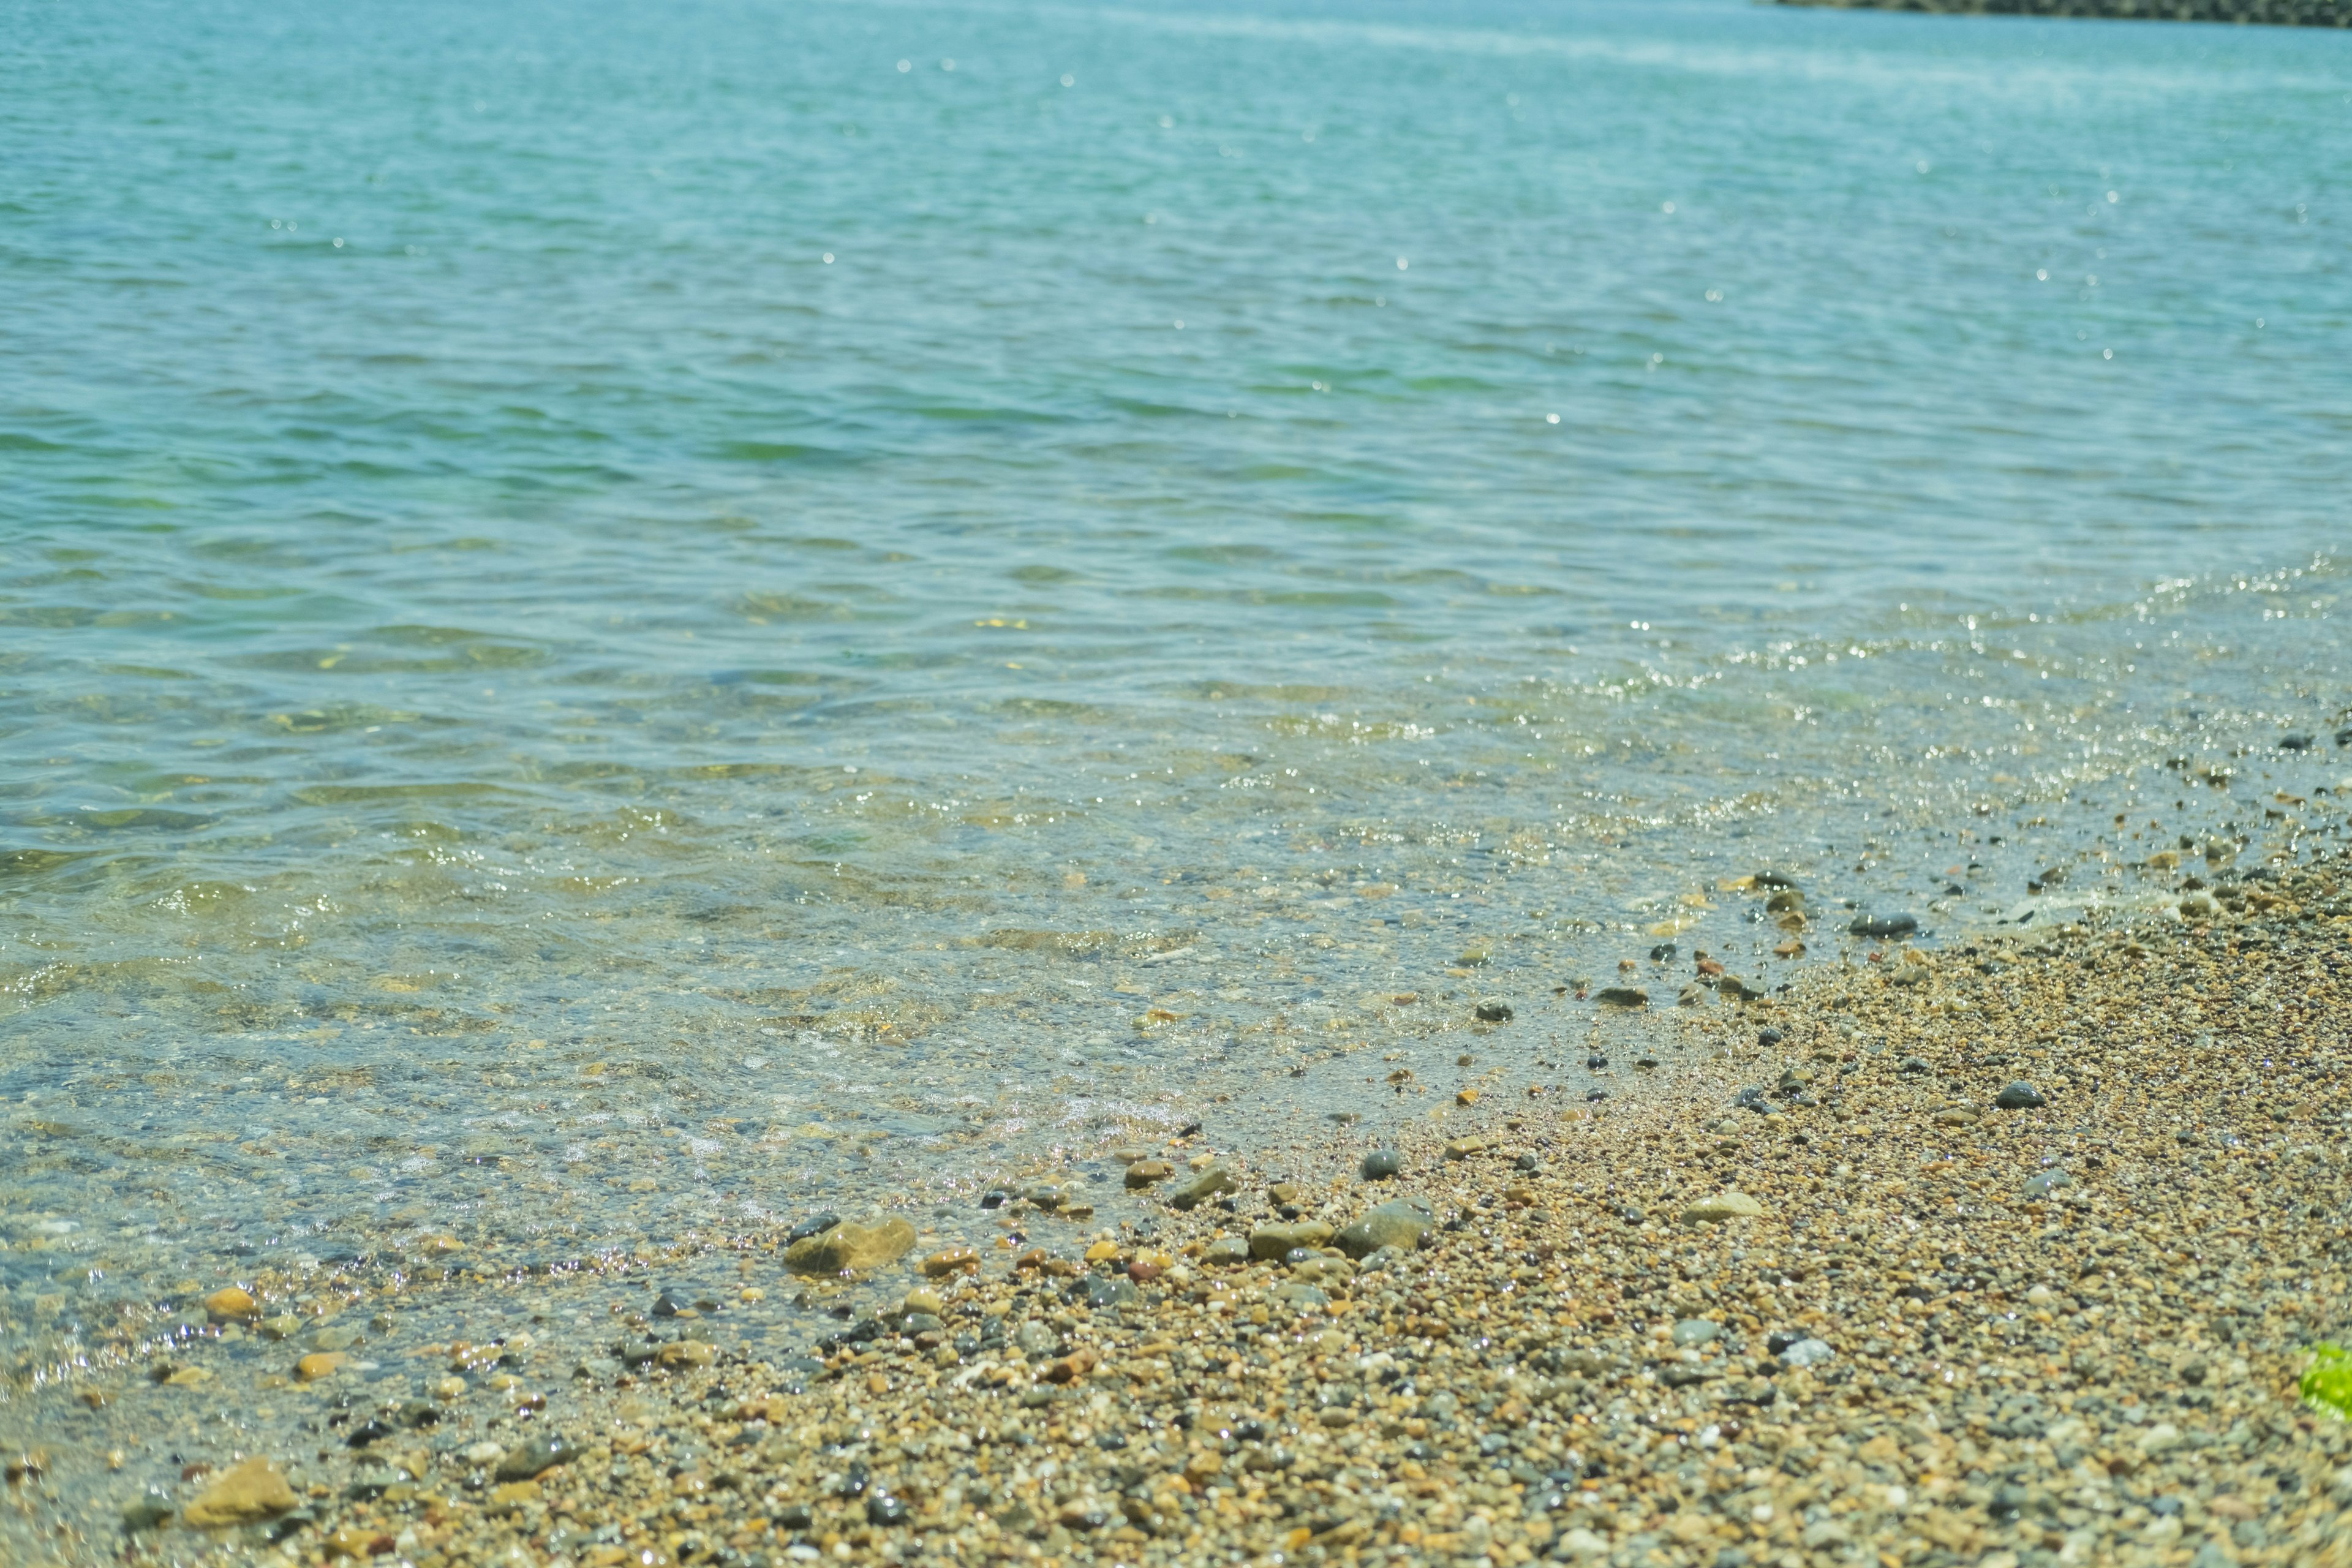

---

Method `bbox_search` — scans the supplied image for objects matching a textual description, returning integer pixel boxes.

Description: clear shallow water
[2,0,2349,1367]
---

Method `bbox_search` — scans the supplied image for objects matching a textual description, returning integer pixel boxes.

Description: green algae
[2302,1343,2352,1419]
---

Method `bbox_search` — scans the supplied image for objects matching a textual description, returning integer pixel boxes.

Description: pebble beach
[9,6,2352,1562]
[8,822,2348,1568]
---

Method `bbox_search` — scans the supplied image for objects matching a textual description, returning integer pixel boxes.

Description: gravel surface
[6,851,2350,1568]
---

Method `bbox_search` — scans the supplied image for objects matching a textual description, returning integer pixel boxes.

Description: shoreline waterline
[4,819,2348,1565]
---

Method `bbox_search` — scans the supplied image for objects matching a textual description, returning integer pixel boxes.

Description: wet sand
[7,832,2351,1568]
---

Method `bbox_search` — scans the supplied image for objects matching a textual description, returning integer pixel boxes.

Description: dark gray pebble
[1849,914,1919,938]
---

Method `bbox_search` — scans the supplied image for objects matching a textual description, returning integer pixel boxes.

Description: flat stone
[1203,1237,1251,1266]
[183,1457,296,1528]
[295,1352,347,1381]
[1124,1159,1174,1188]
[919,1247,980,1278]
[1166,1164,1236,1210]
[1248,1219,1335,1260]
[1082,1275,1139,1310]
[785,1212,842,1244]
[1848,914,1918,938]
[494,1433,571,1482]
[1336,1198,1436,1259]
[1290,1255,1354,1288]
[2024,1168,2071,1199]
[1679,1192,1768,1225]
[203,1286,257,1322]
[1594,986,1649,1008]
[784,1216,917,1275]
[1778,1338,1834,1368]
[1670,1319,1720,1346]
[1443,1136,1485,1160]
[1995,1080,2048,1110]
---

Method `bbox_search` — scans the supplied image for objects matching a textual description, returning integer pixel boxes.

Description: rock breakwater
[1781,0,2349,25]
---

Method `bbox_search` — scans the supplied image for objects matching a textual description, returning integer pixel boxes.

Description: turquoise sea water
[2,0,2348,1427]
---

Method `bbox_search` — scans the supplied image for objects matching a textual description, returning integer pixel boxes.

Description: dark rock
[2278,734,2313,751]
[1594,986,1648,1008]
[1898,1056,1931,1074]
[867,1491,907,1526]
[1081,1275,1139,1311]
[1757,1028,1783,1047]
[1474,999,1514,1023]
[1514,1152,1540,1172]
[1360,1149,1403,1180]
[1849,914,1918,938]
[1995,1081,2048,1110]
[345,1420,393,1449]
[786,1212,842,1243]
[121,1495,174,1532]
